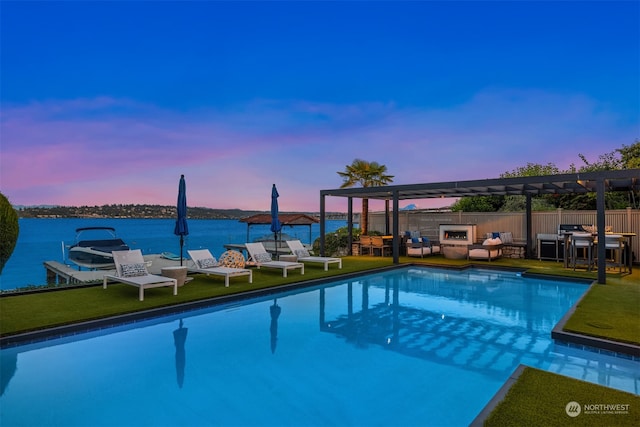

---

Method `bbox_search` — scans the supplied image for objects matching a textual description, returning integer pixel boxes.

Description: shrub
[0,193,19,275]
[313,227,361,256]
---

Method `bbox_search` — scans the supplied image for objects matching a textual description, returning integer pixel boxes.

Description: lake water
[0,218,347,291]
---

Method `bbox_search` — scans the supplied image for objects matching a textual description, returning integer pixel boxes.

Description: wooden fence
[368,208,639,262]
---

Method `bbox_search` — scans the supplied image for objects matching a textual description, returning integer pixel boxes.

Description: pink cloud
[1,91,634,212]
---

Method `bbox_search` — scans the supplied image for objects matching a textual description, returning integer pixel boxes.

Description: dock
[44,254,190,285]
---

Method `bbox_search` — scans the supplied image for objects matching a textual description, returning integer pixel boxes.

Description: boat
[67,227,130,269]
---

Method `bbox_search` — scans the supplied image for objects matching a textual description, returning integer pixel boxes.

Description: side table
[161,266,188,287]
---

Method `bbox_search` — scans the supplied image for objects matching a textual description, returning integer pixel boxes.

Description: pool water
[1,267,638,426]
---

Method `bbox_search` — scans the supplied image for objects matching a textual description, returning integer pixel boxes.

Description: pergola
[319,169,640,284]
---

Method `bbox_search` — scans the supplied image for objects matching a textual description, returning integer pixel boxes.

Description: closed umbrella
[173,319,188,388]
[174,174,189,266]
[270,184,282,260]
[270,299,281,354]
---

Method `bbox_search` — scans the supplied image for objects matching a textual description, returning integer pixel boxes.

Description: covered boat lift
[240,213,319,244]
[319,169,640,284]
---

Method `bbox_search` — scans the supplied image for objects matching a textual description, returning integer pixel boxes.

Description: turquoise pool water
[1,267,638,426]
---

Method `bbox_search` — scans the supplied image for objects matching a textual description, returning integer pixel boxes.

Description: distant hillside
[14,204,348,220]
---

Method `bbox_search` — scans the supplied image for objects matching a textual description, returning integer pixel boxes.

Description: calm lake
[1,218,347,291]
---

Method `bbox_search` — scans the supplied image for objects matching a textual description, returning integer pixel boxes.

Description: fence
[368,208,639,262]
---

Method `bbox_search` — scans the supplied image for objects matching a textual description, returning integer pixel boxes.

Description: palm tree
[337,159,394,235]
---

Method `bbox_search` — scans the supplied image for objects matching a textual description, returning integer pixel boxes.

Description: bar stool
[571,233,595,271]
[604,234,626,273]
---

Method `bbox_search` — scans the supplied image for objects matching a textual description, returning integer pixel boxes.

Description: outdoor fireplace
[439,224,477,245]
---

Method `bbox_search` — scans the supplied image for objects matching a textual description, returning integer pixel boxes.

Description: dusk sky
[1,1,638,213]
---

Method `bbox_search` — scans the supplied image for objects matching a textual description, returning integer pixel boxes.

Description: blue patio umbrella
[174,174,189,266]
[270,184,282,260]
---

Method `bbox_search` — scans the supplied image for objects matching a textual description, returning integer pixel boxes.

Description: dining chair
[571,233,595,271]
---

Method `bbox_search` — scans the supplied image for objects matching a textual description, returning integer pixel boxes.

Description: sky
[1,1,638,213]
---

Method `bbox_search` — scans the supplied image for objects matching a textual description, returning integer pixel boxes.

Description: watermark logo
[565,401,581,417]
[566,401,631,417]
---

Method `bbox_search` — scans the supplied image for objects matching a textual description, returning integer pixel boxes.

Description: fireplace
[439,224,477,245]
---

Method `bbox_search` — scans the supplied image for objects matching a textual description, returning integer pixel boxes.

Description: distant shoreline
[14,204,350,220]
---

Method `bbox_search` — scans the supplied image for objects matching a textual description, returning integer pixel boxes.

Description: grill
[537,224,591,261]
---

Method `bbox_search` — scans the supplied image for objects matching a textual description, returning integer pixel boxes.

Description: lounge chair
[285,240,342,271]
[468,238,503,261]
[406,237,441,258]
[245,242,304,277]
[187,249,252,287]
[103,249,178,301]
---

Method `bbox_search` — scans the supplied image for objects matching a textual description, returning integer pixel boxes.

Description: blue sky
[1,1,638,212]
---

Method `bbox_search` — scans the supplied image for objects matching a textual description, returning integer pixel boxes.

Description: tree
[451,142,640,212]
[0,193,19,275]
[337,159,394,235]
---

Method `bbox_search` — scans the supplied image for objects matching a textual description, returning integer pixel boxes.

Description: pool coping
[469,364,527,426]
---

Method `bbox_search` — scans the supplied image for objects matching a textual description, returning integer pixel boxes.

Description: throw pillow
[120,262,147,277]
[295,248,310,258]
[499,232,513,244]
[254,252,272,263]
[218,250,245,268]
[198,257,218,269]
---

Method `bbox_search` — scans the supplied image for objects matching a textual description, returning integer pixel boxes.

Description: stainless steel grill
[537,224,591,261]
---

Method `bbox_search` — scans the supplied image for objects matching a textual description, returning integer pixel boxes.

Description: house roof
[239,213,319,225]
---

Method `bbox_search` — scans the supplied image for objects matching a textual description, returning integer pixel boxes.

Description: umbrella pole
[274,232,278,260]
[180,235,184,266]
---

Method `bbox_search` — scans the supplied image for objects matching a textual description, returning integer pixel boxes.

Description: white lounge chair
[285,240,342,271]
[245,242,304,277]
[103,249,178,301]
[187,249,252,287]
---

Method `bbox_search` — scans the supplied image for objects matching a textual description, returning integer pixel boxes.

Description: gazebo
[319,169,640,284]
[240,213,320,244]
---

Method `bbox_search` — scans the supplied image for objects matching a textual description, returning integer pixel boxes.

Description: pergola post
[526,194,533,259]
[596,178,606,284]
[347,197,353,255]
[320,194,326,256]
[393,191,399,263]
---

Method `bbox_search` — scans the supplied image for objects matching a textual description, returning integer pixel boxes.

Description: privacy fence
[368,208,639,262]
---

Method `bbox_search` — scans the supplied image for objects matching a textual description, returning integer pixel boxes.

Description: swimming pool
[1,267,638,426]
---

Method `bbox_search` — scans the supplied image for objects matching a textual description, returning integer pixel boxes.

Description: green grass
[484,367,640,426]
[564,283,640,344]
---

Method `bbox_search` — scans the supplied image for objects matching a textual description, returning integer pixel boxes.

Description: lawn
[483,367,640,426]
